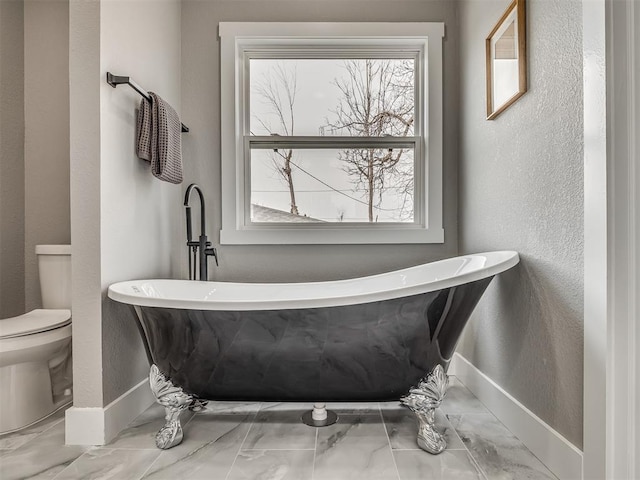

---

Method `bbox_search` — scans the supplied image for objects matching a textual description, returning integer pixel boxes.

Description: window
[219,22,444,244]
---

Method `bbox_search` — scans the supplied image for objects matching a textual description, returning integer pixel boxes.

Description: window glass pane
[250,147,415,223]
[249,58,415,137]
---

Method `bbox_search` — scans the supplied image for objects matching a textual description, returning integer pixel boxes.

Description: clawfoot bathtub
[108,251,519,452]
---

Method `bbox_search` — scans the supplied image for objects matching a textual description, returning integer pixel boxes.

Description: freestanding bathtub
[108,251,519,453]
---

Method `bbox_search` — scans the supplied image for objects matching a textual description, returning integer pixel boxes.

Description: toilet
[0,245,73,434]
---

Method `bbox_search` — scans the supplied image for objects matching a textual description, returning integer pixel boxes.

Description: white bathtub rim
[107,251,519,311]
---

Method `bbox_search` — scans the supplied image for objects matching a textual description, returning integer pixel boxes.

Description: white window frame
[219,22,444,244]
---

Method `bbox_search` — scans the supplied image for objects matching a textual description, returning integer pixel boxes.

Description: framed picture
[486,0,527,120]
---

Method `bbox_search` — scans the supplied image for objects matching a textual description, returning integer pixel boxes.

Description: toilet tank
[36,245,71,309]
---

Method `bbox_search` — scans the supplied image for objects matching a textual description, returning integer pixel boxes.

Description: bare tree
[253,64,299,215]
[325,59,415,221]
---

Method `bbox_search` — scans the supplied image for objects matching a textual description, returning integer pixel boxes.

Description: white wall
[181,0,459,283]
[99,0,183,405]
[69,0,183,415]
[457,0,584,448]
[0,0,25,319]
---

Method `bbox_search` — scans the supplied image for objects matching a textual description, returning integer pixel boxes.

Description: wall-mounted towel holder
[106,72,189,133]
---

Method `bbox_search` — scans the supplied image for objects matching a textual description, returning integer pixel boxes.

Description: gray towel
[136,92,183,184]
[136,97,152,161]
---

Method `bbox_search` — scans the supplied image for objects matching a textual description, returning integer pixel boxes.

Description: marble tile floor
[0,377,558,480]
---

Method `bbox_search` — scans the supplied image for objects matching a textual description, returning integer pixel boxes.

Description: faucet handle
[205,246,219,267]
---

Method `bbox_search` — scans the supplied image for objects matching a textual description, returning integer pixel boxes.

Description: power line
[284,158,403,212]
[253,186,409,193]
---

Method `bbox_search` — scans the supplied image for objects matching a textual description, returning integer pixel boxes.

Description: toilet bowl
[0,245,73,434]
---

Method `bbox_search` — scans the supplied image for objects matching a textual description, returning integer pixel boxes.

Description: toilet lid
[0,309,71,339]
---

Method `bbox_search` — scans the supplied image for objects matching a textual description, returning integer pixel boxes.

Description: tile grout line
[451,377,560,480]
[49,446,96,480]
[91,408,169,480]
[51,410,149,480]
[449,377,497,419]
[440,410,486,415]
[135,448,164,480]
[448,394,559,480]
[378,402,402,480]
[448,412,491,480]
[223,403,261,480]
[465,446,490,480]
[445,381,496,480]
[240,447,317,451]
[122,409,173,479]
[390,447,469,451]
[1,412,67,453]
[445,378,496,480]
[141,406,263,480]
[311,422,318,480]
[91,446,162,451]
[42,414,93,480]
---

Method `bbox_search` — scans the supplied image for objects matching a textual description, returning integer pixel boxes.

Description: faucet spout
[184,184,206,240]
[183,184,217,281]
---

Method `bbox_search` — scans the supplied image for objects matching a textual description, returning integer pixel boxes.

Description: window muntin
[219,22,444,244]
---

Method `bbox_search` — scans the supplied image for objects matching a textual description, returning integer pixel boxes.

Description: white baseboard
[449,353,583,480]
[65,376,154,445]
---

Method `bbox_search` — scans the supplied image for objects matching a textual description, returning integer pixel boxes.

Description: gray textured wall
[23,0,71,311]
[180,0,459,283]
[457,0,584,447]
[0,0,25,319]
[0,0,69,317]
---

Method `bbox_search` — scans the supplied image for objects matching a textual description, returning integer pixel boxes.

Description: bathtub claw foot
[155,420,184,449]
[414,410,447,454]
[400,364,449,455]
[149,364,193,449]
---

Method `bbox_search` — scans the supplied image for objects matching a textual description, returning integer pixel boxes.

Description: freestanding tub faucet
[184,184,218,281]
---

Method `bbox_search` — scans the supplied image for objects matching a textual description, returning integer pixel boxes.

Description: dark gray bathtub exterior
[132,277,494,402]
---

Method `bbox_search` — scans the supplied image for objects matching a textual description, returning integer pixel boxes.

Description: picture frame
[486,0,527,120]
